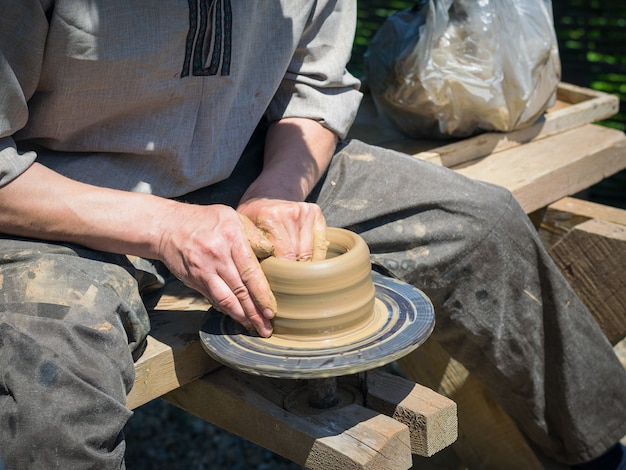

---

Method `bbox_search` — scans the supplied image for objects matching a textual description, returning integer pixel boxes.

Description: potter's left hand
[237,198,328,261]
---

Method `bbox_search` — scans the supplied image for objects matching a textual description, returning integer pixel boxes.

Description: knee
[0,317,133,468]
[1,242,151,358]
[460,181,532,237]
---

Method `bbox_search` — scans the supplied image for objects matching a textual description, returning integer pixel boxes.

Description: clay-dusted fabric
[0,0,361,195]
[0,239,156,469]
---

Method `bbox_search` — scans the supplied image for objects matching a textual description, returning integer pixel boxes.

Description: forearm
[0,162,173,259]
[0,162,277,336]
[239,118,337,204]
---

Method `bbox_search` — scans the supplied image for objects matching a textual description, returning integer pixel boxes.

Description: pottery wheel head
[200,228,435,379]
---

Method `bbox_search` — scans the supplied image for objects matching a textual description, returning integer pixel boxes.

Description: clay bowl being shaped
[260,227,376,342]
[200,227,435,379]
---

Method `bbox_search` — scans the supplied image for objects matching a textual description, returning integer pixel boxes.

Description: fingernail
[260,326,273,338]
[263,308,275,319]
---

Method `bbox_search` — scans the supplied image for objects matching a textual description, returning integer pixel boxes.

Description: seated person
[1,1,624,468]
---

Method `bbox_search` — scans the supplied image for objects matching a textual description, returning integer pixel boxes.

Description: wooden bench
[128,82,626,469]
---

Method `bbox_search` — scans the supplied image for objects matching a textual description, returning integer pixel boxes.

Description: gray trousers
[1,138,625,468]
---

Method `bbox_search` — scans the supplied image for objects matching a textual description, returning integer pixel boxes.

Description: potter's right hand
[157,203,277,337]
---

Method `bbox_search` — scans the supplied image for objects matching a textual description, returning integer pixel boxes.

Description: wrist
[239,178,305,206]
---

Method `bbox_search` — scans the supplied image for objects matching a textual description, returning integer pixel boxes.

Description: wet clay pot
[200,227,435,378]
[260,227,376,342]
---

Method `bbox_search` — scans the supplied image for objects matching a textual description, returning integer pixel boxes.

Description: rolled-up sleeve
[0,0,50,187]
[266,0,362,140]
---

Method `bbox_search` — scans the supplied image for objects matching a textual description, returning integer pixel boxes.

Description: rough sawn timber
[126,308,220,410]
[365,368,458,457]
[539,198,626,345]
[163,368,456,469]
[397,339,546,470]
[452,123,626,214]
[538,196,626,248]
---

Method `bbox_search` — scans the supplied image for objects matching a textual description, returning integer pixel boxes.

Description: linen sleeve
[0,0,51,187]
[266,0,362,140]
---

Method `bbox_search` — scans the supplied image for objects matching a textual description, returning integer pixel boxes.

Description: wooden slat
[128,279,218,409]
[453,124,626,213]
[127,308,221,409]
[163,368,415,469]
[398,339,545,470]
[365,369,458,457]
[548,219,626,345]
[539,196,626,248]
[348,82,620,169]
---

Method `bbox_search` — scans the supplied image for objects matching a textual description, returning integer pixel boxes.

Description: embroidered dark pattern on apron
[181,0,232,77]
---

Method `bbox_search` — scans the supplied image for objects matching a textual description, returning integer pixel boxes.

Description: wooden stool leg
[397,338,546,470]
[364,369,457,457]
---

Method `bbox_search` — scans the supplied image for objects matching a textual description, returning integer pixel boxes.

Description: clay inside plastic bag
[364,0,562,138]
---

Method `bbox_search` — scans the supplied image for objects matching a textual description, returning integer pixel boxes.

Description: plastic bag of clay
[364,0,561,138]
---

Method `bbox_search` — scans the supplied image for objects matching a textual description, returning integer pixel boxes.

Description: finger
[230,244,277,330]
[234,254,278,319]
[203,275,254,330]
[292,204,326,262]
[312,211,329,261]
[230,279,274,337]
[210,273,274,337]
[239,213,274,259]
[199,240,276,337]
[295,220,314,262]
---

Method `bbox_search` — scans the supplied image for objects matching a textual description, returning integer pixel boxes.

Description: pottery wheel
[199,271,435,379]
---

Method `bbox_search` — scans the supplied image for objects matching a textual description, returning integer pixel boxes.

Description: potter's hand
[237,198,328,261]
[158,203,277,337]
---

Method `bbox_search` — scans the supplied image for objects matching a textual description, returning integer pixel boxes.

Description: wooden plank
[415,85,618,168]
[365,369,457,457]
[397,338,545,470]
[453,124,626,213]
[127,308,221,409]
[556,81,614,105]
[538,197,626,344]
[348,82,620,169]
[128,279,216,409]
[163,368,413,469]
[539,196,626,248]
[548,219,626,345]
